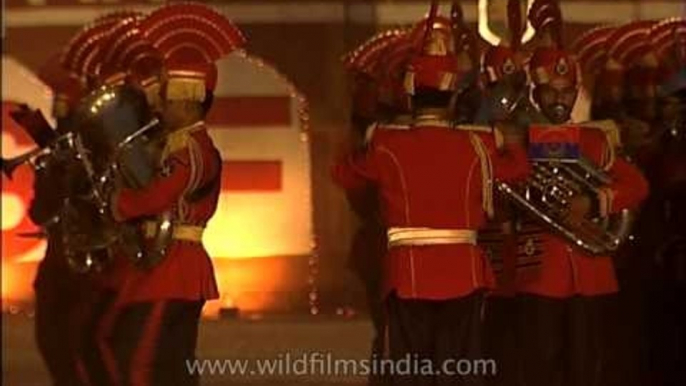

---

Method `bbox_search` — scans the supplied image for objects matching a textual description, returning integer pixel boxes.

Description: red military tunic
[516,127,649,297]
[333,118,530,300]
[111,121,221,304]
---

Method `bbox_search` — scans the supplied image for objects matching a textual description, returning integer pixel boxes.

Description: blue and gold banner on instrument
[528,125,580,161]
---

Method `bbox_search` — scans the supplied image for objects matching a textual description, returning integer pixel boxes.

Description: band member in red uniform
[100,4,245,386]
[513,3,649,386]
[57,14,153,386]
[473,4,539,385]
[16,13,142,385]
[572,22,658,386]
[333,4,529,385]
[343,28,409,386]
[71,15,172,386]
[640,18,686,386]
[16,53,87,386]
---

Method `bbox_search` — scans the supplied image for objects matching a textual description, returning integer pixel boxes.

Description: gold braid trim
[455,124,493,133]
[161,122,205,160]
[159,122,205,221]
[179,135,204,221]
[469,133,495,219]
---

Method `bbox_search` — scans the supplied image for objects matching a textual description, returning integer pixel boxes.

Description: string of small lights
[237,51,320,316]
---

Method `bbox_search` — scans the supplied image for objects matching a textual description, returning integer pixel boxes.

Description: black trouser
[78,289,118,386]
[647,282,686,386]
[386,292,485,386]
[349,224,388,386]
[482,296,517,386]
[361,275,389,386]
[514,294,613,386]
[34,262,85,386]
[105,300,204,386]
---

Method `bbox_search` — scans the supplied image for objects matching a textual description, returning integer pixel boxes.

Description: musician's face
[534,83,578,124]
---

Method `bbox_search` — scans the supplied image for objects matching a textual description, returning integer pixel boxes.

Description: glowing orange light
[223,296,236,308]
[201,255,306,317]
[1,262,36,309]
[1,264,15,301]
[1,193,27,231]
[204,191,311,259]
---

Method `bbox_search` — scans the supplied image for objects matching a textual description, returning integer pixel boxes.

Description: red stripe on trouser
[98,276,138,386]
[73,296,95,386]
[97,300,125,386]
[130,301,167,386]
[75,358,92,386]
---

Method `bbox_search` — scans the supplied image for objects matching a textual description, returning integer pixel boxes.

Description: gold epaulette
[413,118,452,128]
[382,123,412,130]
[469,133,495,219]
[162,121,205,159]
[364,122,412,145]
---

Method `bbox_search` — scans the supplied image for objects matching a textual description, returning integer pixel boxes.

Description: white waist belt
[387,227,477,247]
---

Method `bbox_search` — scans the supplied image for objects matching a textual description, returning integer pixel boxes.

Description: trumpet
[1,132,76,180]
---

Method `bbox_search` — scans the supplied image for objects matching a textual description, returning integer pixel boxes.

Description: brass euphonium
[60,84,161,273]
[496,126,634,256]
